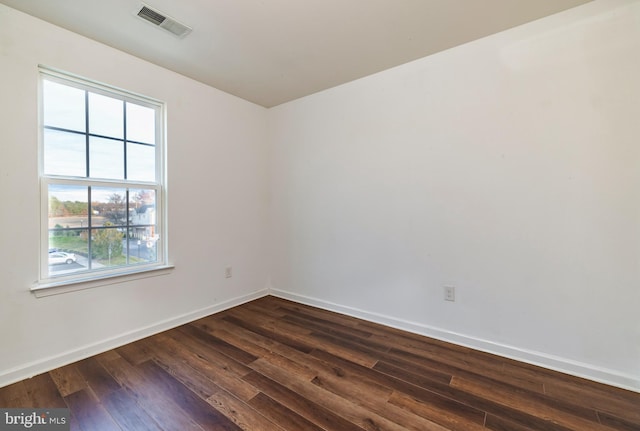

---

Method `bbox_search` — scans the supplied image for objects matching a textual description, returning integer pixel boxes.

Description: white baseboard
[0,288,270,389]
[270,288,640,393]
[4,287,638,394]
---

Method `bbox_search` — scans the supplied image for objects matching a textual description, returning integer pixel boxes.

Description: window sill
[31,265,175,298]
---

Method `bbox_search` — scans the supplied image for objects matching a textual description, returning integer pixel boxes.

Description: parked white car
[48,251,77,265]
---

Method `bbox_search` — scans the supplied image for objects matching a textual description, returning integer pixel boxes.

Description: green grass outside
[49,236,88,253]
[97,255,146,266]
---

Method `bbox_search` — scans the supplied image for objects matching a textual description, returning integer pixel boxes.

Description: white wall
[0,5,270,386]
[268,0,640,391]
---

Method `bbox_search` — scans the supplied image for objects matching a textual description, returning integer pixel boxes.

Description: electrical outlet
[225,266,232,278]
[444,286,455,302]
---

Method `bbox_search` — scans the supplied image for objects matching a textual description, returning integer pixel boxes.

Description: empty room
[0,0,638,430]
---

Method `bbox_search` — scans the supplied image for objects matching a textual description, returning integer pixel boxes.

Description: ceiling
[1,0,593,107]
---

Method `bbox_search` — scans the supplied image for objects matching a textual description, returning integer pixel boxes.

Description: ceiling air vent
[136,4,192,38]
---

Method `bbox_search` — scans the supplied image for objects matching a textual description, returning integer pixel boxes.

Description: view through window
[40,69,165,282]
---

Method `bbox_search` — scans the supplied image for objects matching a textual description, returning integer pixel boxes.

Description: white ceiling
[1,0,592,107]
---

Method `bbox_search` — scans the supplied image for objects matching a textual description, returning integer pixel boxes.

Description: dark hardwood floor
[1,296,638,430]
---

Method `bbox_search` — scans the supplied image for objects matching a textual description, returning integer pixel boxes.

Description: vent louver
[136,4,192,38]
[138,6,166,26]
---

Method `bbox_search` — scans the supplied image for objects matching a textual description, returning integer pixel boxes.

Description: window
[38,68,167,288]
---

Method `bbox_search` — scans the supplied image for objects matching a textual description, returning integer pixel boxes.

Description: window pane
[127,226,158,263]
[89,137,124,179]
[43,80,85,132]
[127,228,142,263]
[48,245,87,277]
[91,188,127,227]
[127,143,155,182]
[49,184,89,229]
[44,129,86,177]
[91,227,125,268]
[130,189,157,263]
[48,185,89,277]
[126,102,155,144]
[89,92,123,139]
[130,189,156,225]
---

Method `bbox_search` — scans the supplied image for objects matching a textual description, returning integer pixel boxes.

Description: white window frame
[33,67,171,295]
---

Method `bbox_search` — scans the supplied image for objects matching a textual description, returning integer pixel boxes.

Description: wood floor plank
[249,356,438,431]
[367,354,574,431]
[137,360,242,431]
[307,326,391,357]
[280,310,376,341]
[100,388,163,431]
[485,414,540,431]
[543,379,640,425]
[207,390,287,431]
[255,352,318,382]
[178,324,259,365]
[22,373,67,408]
[362,322,547,395]
[190,321,274,359]
[247,392,326,431]
[116,339,155,366]
[147,332,259,402]
[99,356,203,431]
[311,338,609,431]
[222,314,316,354]
[208,316,327,370]
[64,388,121,431]
[373,359,453,387]
[75,357,121,399]
[310,365,394,409]
[242,297,289,317]
[282,308,373,339]
[255,346,396,413]
[0,381,30,407]
[272,299,371,332]
[137,337,224,400]
[388,390,487,431]
[306,332,381,368]
[240,301,298,322]
[243,370,368,431]
[596,411,640,431]
[369,402,455,431]
[376,346,549,411]
[376,359,599,431]
[385,342,542,394]
[49,363,87,397]
[449,376,609,431]
[2,296,639,431]
[163,328,254,378]
[214,318,361,384]
[94,350,122,363]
